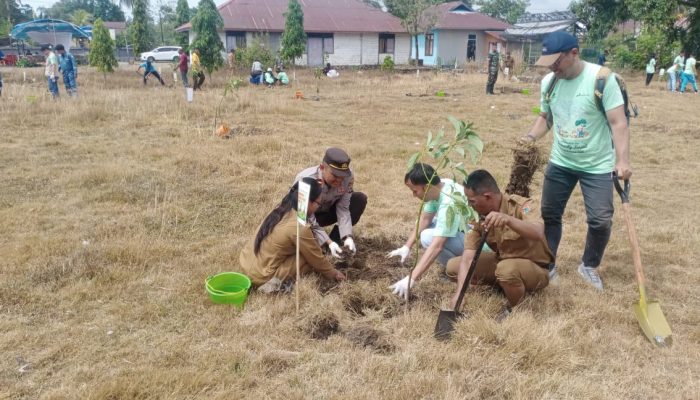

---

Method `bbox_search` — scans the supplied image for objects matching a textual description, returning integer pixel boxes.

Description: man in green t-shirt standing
[522,32,631,291]
[388,163,467,299]
[41,44,59,98]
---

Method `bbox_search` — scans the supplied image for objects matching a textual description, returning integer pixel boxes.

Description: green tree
[71,9,93,25]
[280,0,306,69]
[131,0,152,54]
[93,0,125,22]
[1,0,32,27]
[385,0,445,64]
[42,0,123,22]
[476,0,529,24]
[570,0,631,42]
[191,0,225,75]
[175,0,191,49]
[89,18,118,80]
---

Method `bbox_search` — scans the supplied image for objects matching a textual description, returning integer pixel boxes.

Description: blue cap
[535,31,579,66]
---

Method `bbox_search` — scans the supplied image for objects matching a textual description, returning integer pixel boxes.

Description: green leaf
[456,165,469,179]
[467,134,484,154]
[426,131,433,148]
[454,146,466,158]
[447,115,462,138]
[407,152,421,170]
[446,206,455,230]
[467,146,481,165]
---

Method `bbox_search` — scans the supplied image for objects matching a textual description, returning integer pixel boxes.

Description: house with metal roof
[176,0,411,66]
[410,2,510,66]
[503,11,581,65]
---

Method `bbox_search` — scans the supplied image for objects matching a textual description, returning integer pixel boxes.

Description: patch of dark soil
[337,236,404,282]
[344,324,395,354]
[504,140,545,198]
[304,311,340,340]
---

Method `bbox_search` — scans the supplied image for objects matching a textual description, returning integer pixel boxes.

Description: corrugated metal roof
[504,22,573,36]
[429,1,510,31]
[177,0,406,33]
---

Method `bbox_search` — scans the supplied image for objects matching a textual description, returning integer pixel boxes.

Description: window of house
[226,32,246,51]
[322,36,334,54]
[379,33,395,54]
[307,33,334,54]
[425,33,434,56]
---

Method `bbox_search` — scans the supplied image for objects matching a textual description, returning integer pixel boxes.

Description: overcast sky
[23,0,573,17]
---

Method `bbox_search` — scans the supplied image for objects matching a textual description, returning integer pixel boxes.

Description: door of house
[307,37,323,66]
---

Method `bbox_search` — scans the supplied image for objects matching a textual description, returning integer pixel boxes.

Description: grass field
[1,64,699,399]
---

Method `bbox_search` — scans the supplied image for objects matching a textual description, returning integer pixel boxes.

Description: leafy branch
[404,116,484,309]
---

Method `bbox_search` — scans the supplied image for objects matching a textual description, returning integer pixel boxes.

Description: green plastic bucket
[205,272,251,307]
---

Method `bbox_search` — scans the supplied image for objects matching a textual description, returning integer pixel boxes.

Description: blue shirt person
[137,60,165,86]
[55,44,78,96]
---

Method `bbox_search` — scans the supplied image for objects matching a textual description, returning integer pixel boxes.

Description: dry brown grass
[1,64,699,399]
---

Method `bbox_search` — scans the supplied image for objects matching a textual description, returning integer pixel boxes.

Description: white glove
[343,237,356,254]
[328,242,343,258]
[389,275,415,300]
[387,245,410,264]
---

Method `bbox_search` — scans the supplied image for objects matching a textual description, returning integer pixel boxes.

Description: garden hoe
[614,177,672,346]
[434,230,488,341]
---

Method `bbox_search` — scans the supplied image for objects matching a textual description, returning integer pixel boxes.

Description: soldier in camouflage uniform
[486,49,500,95]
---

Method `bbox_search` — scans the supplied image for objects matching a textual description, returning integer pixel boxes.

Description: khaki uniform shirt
[294,166,354,245]
[465,194,554,266]
[504,56,515,70]
[239,211,336,286]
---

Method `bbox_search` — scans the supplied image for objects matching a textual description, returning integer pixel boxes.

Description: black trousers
[645,73,654,86]
[314,192,367,242]
[193,71,206,90]
[144,71,165,85]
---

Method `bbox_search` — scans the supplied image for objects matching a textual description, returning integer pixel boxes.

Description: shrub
[381,55,395,72]
[235,37,275,69]
[16,58,38,68]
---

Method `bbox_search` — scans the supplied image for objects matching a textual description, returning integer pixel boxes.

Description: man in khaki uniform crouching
[446,169,553,321]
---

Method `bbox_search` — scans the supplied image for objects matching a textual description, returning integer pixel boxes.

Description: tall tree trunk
[414,34,420,66]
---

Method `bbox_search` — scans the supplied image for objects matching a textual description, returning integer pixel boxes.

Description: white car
[140,46,182,62]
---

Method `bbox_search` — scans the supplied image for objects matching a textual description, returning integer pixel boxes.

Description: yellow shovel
[614,177,672,346]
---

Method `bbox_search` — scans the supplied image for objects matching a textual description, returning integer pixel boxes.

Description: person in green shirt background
[41,44,59,98]
[276,67,289,85]
[680,52,698,94]
[645,54,656,86]
[672,51,685,91]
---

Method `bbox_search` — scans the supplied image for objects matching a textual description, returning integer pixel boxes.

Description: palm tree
[71,9,93,26]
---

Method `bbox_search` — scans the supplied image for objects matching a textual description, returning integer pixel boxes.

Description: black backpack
[544,66,638,130]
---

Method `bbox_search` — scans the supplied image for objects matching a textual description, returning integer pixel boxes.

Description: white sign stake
[295,181,311,313]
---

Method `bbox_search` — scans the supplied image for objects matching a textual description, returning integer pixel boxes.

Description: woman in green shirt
[645,54,656,86]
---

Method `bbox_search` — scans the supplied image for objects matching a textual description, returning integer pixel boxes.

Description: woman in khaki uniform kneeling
[239,177,346,292]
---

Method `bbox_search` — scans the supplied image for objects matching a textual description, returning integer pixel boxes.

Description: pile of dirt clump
[504,140,545,198]
[302,311,340,340]
[341,282,401,318]
[345,323,395,354]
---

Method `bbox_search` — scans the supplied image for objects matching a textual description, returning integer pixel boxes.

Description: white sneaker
[577,263,604,291]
